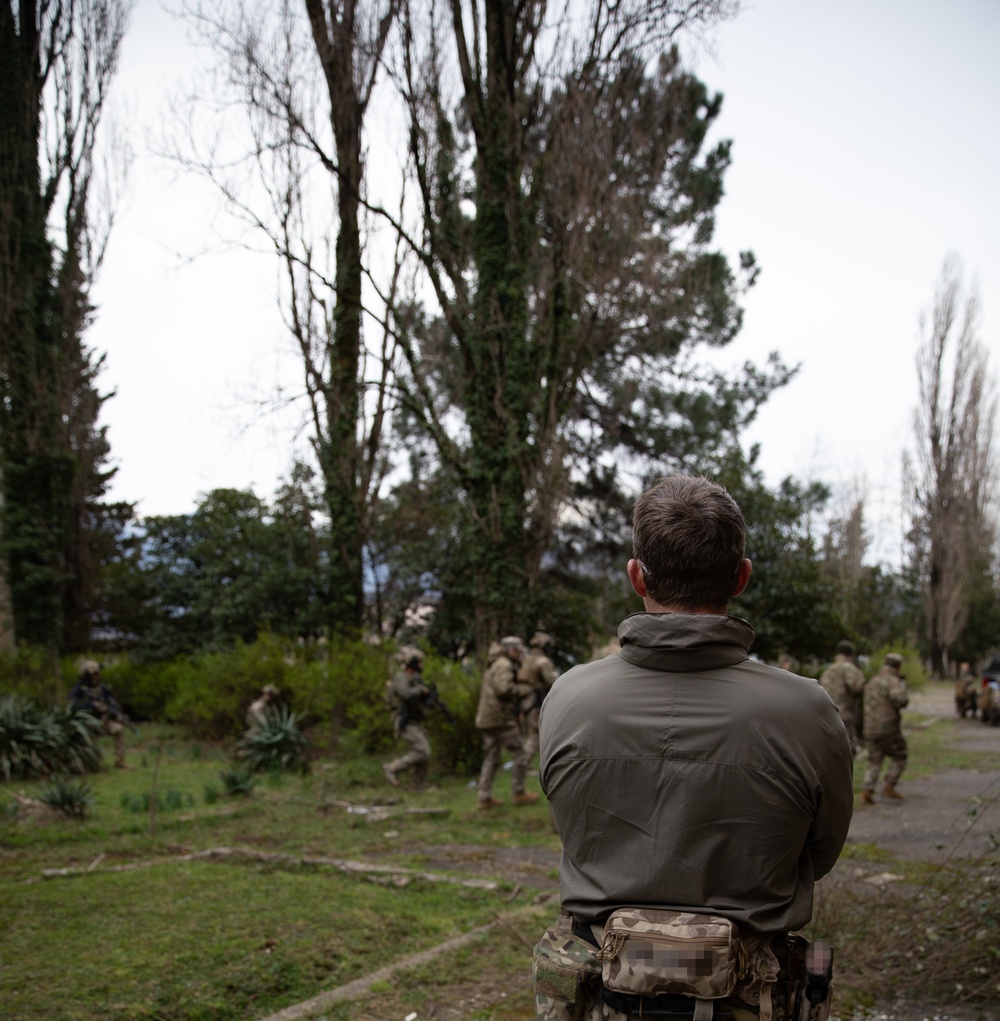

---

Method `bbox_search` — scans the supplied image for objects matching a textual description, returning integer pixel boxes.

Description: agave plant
[0,696,103,781]
[38,776,95,818]
[219,766,256,797]
[234,706,310,775]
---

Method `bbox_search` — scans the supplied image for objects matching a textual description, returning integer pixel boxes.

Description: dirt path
[846,683,1000,865]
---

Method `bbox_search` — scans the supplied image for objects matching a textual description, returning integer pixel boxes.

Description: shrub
[865,645,928,688]
[421,660,484,776]
[99,657,179,722]
[233,707,310,775]
[0,696,103,780]
[164,634,301,738]
[0,647,69,705]
[38,776,94,818]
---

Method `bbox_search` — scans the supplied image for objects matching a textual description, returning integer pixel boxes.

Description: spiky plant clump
[234,707,310,775]
[0,697,103,780]
[38,776,95,818]
[219,766,256,797]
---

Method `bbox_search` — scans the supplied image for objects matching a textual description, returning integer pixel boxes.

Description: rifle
[85,689,140,736]
[424,681,456,725]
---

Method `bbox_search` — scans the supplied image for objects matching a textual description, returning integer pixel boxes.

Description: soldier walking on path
[860,652,909,804]
[475,636,538,809]
[383,647,433,788]
[519,631,559,769]
[819,640,866,756]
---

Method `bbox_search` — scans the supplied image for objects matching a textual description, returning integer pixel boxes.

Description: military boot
[859,790,875,805]
[512,792,540,806]
[383,763,400,787]
[882,781,904,800]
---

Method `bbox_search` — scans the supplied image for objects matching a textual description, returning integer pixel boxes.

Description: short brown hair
[631,476,746,611]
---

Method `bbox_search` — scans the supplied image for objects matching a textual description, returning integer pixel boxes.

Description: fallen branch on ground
[35,845,498,890]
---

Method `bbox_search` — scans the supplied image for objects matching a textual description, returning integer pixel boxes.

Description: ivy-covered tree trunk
[461,0,536,646]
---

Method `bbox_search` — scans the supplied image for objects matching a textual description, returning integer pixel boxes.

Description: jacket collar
[617,611,755,672]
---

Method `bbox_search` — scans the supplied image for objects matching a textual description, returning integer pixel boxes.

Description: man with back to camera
[859,652,909,804]
[475,636,539,808]
[535,475,854,1021]
[819,640,866,756]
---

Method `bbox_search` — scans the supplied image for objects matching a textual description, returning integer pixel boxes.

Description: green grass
[3,860,505,1020]
[3,713,998,1019]
[0,725,555,1020]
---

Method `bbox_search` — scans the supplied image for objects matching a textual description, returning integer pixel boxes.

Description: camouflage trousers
[387,723,431,781]
[862,733,907,791]
[477,723,528,800]
[533,913,830,1021]
[840,717,860,758]
[102,717,127,767]
[522,706,541,769]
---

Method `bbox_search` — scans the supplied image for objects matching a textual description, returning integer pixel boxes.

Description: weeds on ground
[809,851,1000,1013]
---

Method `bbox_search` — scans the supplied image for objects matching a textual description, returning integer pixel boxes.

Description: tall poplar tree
[0,0,131,651]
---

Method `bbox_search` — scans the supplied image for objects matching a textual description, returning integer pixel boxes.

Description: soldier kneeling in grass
[69,661,131,769]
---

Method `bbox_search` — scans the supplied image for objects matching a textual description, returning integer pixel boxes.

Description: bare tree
[907,255,998,676]
[172,0,399,632]
[822,481,870,627]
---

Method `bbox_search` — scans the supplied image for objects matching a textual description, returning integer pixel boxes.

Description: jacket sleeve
[887,677,909,709]
[806,707,855,879]
[493,660,531,699]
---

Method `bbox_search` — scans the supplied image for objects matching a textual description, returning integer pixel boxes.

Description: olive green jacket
[539,611,854,935]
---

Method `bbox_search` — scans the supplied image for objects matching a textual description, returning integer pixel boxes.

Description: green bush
[0,647,71,705]
[99,657,179,722]
[421,660,484,776]
[233,707,310,775]
[865,645,928,688]
[292,637,392,749]
[163,634,293,738]
[0,696,103,780]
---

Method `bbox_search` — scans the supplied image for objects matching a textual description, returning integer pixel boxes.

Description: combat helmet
[529,631,554,650]
[398,645,424,671]
[79,659,101,678]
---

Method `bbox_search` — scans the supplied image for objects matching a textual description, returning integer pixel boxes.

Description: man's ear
[627,559,648,598]
[732,558,752,598]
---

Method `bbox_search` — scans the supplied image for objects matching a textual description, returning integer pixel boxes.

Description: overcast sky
[88,0,1000,567]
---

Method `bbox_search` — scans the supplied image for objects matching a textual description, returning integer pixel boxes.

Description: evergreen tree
[0,1,132,652]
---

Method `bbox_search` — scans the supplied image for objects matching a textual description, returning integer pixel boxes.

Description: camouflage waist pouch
[597,908,740,1000]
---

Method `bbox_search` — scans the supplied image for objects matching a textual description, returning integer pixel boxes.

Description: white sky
[88,0,1000,568]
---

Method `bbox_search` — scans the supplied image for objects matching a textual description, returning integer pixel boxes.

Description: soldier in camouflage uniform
[860,652,909,804]
[475,636,539,808]
[383,647,432,788]
[953,662,978,718]
[519,631,559,768]
[246,684,280,730]
[818,640,866,756]
[69,661,130,768]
